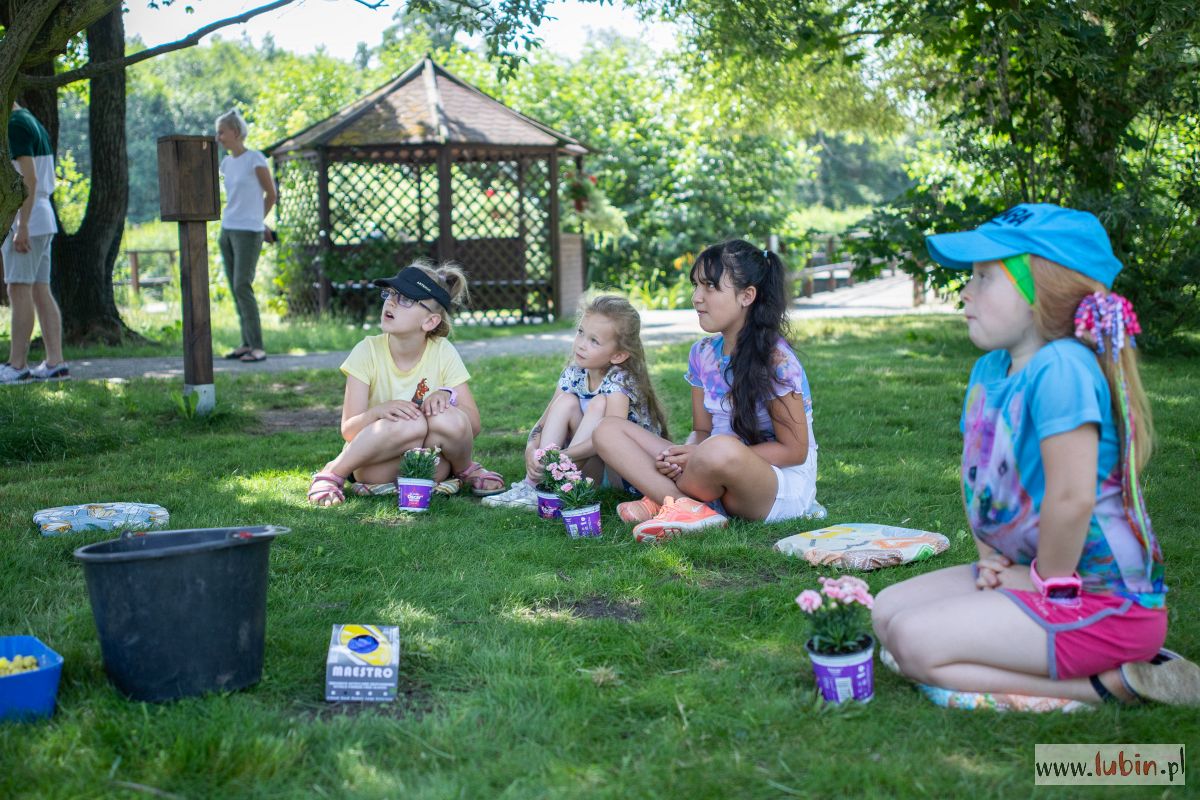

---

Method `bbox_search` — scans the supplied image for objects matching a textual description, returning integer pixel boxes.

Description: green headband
[999,253,1036,305]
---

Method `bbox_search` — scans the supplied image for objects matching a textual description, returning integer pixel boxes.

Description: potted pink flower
[533,445,566,519]
[396,447,440,512]
[553,458,600,538]
[795,575,876,703]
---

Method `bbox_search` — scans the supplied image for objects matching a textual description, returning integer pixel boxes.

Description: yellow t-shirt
[340,334,471,409]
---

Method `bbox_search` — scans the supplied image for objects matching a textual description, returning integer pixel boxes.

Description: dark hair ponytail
[691,240,791,444]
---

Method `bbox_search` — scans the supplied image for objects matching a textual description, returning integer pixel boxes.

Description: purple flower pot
[396,478,435,512]
[561,503,602,538]
[805,636,875,703]
[536,490,562,520]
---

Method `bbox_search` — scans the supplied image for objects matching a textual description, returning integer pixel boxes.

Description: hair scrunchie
[1074,291,1141,359]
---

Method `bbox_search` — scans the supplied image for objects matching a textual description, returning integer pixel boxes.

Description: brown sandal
[455,462,505,496]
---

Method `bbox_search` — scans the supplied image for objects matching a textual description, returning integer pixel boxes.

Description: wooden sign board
[157,135,220,222]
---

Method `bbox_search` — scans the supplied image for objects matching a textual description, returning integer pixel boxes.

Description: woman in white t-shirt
[216,109,277,363]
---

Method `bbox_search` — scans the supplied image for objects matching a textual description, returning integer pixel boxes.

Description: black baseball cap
[372,266,452,311]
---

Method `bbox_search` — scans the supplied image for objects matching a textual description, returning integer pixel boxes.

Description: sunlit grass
[0,318,1196,797]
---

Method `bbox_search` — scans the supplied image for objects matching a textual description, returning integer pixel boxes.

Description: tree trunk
[48,9,141,344]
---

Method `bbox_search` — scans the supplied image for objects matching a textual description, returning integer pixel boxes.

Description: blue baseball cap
[925,203,1123,288]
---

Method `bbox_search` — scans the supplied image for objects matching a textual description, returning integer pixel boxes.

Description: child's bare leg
[325,416,429,484]
[424,407,473,482]
[593,417,677,502]
[676,435,777,518]
[887,588,1109,702]
[565,397,610,480]
[540,392,583,456]
[872,564,978,651]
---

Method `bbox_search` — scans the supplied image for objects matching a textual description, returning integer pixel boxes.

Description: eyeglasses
[380,289,436,314]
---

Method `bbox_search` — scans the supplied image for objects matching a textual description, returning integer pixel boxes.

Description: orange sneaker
[632,496,728,543]
[617,496,661,523]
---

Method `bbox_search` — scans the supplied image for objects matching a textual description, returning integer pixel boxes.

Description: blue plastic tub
[0,635,64,721]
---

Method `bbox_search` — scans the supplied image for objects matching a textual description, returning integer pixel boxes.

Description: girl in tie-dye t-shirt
[593,240,826,544]
[873,204,1195,709]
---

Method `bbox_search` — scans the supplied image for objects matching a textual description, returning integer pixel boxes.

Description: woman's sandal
[455,462,506,496]
[308,472,346,506]
[224,347,251,360]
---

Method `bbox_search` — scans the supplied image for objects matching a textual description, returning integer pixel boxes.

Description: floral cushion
[33,502,169,536]
[774,522,950,571]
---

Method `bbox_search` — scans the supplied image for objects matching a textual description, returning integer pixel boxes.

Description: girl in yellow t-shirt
[307,262,505,506]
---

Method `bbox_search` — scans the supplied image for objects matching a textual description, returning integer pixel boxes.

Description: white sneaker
[480,480,538,510]
[29,360,70,380]
[0,363,31,384]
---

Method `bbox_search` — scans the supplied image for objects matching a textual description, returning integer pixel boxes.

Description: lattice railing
[450,155,552,322]
[273,150,561,323]
[274,155,322,316]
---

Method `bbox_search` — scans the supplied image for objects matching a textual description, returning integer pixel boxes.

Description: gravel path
[67,274,955,382]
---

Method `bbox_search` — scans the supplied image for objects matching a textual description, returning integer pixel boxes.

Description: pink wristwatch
[1030,558,1082,605]
[437,387,458,407]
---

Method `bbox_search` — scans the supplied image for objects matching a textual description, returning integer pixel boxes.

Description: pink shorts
[999,589,1166,680]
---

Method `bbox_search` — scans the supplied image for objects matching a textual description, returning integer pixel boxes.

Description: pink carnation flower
[795,590,822,613]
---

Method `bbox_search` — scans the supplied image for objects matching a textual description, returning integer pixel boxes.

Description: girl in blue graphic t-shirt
[873,204,1198,708]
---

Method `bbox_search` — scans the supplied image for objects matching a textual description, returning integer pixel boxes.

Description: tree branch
[18,0,300,91]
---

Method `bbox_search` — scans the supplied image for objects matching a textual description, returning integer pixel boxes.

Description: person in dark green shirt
[1,102,67,382]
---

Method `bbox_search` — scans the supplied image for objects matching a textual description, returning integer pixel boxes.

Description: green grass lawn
[1,316,1197,798]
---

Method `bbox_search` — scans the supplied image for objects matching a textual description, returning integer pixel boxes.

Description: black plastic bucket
[73,525,288,702]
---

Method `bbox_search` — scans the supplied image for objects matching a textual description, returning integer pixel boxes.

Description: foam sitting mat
[33,502,169,536]
[881,647,1089,713]
[917,683,1092,713]
[773,523,950,570]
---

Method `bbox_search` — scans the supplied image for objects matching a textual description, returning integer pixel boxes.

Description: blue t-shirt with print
[960,338,1165,607]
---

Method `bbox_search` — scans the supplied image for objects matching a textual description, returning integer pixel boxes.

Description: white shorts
[2,233,53,284]
[765,451,821,523]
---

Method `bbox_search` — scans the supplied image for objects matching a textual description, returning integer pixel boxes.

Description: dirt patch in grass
[255,407,340,435]
[551,595,643,622]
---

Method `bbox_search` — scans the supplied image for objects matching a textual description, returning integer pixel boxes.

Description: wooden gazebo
[268,56,589,322]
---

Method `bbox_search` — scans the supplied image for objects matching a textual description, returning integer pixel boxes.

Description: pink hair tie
[1074,292,1141,360]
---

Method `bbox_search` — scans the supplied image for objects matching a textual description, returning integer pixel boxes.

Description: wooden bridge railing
[116,249,176,292]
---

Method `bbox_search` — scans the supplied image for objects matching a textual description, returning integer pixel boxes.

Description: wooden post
[436,146,454,264]
[316,149,332,314]
[548,150,562,320]
[129,251,141,294]
[574,154,587,287]
[157,134,220,416]
[178,222,214,386]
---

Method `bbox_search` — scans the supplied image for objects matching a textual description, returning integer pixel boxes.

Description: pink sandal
[308,472,346,506]
[455,461,506,496]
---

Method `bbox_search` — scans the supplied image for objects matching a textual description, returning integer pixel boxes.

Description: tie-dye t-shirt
[960,338,1165,608]
[558,364,661,435]
[684,335,817,448]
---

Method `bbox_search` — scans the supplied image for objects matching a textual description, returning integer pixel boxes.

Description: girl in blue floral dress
[483,295,669,511]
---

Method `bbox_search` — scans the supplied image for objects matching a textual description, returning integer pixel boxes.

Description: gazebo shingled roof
[268,56,588,156]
